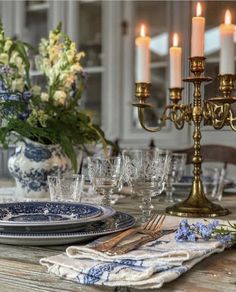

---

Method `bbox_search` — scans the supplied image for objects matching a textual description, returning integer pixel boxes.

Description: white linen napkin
[40,217,228,289]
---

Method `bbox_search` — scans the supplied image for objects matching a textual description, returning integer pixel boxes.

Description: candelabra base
[166,200,229,218]
[166,181,230,217]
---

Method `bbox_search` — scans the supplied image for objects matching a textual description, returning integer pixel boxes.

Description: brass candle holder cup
[133,56,236,217]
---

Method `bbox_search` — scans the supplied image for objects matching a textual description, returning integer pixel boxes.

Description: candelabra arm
[204,101,231,130]
[166,104,191,129]
[137,103,190,132]
[134,83,189,132]
[203,74,236,130]
[137,107,166,133]
[228,108,236,132]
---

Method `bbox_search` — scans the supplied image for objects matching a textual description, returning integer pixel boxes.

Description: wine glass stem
[101,191,111,206]
[139,192,153,223]
[165,181,174,202]
[130,183,137,198]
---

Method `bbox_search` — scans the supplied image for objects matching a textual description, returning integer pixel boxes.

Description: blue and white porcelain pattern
[0,211,135,245]
[0,202,116,231]
[8,138,69,199]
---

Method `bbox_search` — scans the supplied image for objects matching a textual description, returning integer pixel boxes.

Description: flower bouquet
[0,23,108,198]
[175,219,236,247]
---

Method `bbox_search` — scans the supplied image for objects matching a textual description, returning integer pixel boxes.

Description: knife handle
[107,235,154,255]
[107,229,175,255]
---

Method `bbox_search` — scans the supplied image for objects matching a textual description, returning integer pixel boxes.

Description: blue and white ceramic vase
[8,138,69,199]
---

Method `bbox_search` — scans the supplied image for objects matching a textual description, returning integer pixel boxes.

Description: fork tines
[143,214,166,232]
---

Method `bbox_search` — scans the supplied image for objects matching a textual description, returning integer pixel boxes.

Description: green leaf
[60,135,77,172]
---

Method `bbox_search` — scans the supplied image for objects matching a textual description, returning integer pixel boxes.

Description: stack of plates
[0,201,135,245]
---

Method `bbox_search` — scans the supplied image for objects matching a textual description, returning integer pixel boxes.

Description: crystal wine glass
[122,149,143,197]
[87,156,123,206]
[130,149,170,222]
[164,153,187,203]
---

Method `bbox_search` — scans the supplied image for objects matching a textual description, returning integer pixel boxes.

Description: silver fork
[107,215,167,255]
[92,214,165,252]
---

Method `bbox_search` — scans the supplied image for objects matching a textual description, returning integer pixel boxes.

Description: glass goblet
[122,149,143,197]
[87,156,123,206]
[47,174,84,202]
[132,149,170,222]
[164,153,187,203]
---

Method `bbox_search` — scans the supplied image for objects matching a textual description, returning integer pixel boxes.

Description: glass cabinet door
[24,0,49,47]
[204,1,236,99]
[78,0,103,126]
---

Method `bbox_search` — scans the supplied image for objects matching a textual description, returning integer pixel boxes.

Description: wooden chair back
[174,144,236,168]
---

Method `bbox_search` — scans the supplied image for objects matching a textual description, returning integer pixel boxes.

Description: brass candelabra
[133,56,236,217]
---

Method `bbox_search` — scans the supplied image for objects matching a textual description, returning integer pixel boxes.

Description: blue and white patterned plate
[0,211,135,245]
[0,202,115,231]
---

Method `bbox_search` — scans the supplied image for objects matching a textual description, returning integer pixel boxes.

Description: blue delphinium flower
[215,234,234,247]
[175,219,198,242]
[187,232,198,242]
[194,223,212,241]
[194,220,220,241]
[210,220,219,229]
[175,219,234,247]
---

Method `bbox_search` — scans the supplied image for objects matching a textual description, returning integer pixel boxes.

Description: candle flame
[225,9,232,25]
[140,24,146,37]
[196,2,202,17]
[173,33,179,47]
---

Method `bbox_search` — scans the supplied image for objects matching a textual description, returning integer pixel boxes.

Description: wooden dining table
[0,189,235,292]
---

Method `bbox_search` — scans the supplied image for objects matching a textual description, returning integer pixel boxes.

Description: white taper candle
[220,10,235,75]
[135,24,151,83]
[170,33,182,88]
[191,2,205,57]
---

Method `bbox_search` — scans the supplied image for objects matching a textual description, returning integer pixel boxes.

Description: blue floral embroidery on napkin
[171,266,188,275]
[154,264,173,273]
[83,259,142,284]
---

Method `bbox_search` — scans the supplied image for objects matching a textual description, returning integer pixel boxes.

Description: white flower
[4,39,12,52]
[0,53,9,64]
[31,85,41,96]
[49,31,60,45]
[49,45,61,63]
[40,58,51,76]
[76,52,85,62]
[66,42,77,62]
[53,90,67,105]
[39,38,49,56]
[64,74,75,88]
[10,51,19,64]
[11,78,24,92]
[70,42,76,51]
[71,63,82,73]
[48,68,59,86]
[14,56,25,75]
[41,92,49,102]
[17,64,25,75]
[67,50,76,63]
